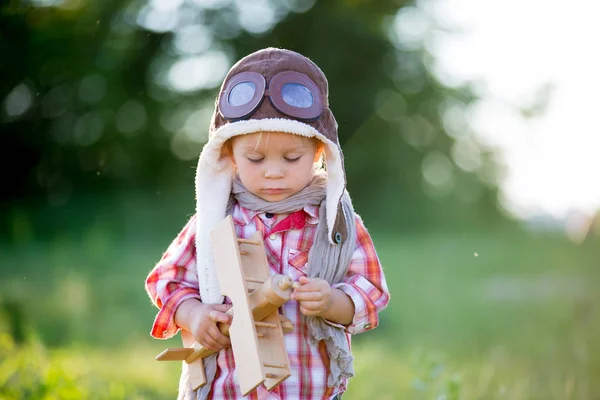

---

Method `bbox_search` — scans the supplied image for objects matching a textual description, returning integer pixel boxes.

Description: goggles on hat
[218,71,324,121]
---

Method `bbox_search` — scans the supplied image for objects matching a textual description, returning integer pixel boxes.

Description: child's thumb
[214,304,232,313]
[298,276,311,284]
[211,305,232,322]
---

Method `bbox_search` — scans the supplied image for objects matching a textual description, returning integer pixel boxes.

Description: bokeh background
[1,0,599,399]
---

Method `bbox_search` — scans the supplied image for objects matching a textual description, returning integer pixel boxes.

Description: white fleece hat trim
[195,118,345,304]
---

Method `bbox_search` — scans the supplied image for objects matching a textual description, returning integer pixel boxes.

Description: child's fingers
[294,276,318,291]
[213,304,232,313]
[292,290,322,302]
[209,326,231,348]
[209,304,232,325]
[297,276,311,285]
[197,322,231,351]
[200,331,231,351]
[209,310,232,325]
[199,336,219,351]
[299,302,323,316]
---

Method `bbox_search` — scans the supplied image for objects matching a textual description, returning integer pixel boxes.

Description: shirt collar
[231,203,320,226]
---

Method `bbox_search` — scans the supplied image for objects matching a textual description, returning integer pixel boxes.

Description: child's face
[229,131,322,202]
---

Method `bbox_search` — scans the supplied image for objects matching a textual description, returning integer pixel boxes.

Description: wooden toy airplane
[155,216,298,395]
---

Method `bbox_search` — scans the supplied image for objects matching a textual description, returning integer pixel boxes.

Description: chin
[262,194,288,202]
[257,192,292,202]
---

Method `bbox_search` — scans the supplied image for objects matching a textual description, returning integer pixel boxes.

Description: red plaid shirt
[145,203,390,400]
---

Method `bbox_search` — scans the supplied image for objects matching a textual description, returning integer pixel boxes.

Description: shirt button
[364,323,371,330]
[269,234,277,241]
[265,212,274,218]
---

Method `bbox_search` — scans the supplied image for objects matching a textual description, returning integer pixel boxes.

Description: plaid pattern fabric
[145,203,390,400]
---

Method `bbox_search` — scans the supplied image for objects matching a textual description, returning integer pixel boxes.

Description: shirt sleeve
[145,214,200,339]
[332,215,390,335]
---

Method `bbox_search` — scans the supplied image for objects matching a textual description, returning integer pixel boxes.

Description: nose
[264,161,284,178]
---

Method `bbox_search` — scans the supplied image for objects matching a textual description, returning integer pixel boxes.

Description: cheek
[238,162,259,180]
[298,160,316,181]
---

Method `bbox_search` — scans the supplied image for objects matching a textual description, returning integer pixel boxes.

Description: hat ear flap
[322,140,348,244]
[332,202,349,244]
[194,137,236,304]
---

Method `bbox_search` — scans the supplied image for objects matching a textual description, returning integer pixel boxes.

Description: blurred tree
[0,0,504,233]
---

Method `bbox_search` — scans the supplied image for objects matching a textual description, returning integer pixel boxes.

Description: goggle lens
[228,81,256,107]
[219,71,323,121]
[281,83,313,109]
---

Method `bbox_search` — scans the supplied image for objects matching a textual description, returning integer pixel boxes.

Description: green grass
[1,203,599,399]
[361,229,600,399]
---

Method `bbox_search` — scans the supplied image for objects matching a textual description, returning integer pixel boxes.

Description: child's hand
[291,276,333,317]
[189,303,232,352]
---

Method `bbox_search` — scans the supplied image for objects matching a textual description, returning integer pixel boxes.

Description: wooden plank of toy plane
[211,216,266,396]
[236,226,292,390]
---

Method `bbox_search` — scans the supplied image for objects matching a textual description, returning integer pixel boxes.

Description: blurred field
[1,193,599,399]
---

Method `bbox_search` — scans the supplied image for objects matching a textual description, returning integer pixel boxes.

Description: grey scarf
[195,171,356,399]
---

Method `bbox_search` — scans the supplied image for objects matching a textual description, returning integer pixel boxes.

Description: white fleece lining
[195,118,345,304]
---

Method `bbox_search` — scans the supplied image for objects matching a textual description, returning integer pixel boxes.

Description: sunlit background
[421,0,600,242]
[1,0,599,399]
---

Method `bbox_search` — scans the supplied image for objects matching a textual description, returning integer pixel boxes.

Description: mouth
[263,188,285,194]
